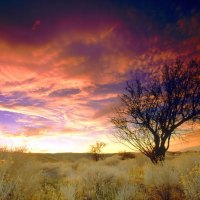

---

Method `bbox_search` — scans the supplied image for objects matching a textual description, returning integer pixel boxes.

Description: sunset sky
[0,0,200,153]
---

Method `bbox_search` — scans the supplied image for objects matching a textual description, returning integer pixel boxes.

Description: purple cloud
[48,88,81,97]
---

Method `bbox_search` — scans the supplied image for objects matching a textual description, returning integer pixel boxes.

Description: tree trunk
[150,145,166,164]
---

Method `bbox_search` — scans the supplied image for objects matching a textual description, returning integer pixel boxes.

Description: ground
[0,151,199,200]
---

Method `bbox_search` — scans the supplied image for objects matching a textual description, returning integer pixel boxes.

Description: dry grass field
[0,150,199,200]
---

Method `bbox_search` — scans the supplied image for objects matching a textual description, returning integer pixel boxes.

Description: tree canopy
[112,60,200,164]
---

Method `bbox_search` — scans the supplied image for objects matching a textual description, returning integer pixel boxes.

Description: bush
[180,163,200,200]
[90,141,106,161]
[118,151,136,160]
[143,162,184,200]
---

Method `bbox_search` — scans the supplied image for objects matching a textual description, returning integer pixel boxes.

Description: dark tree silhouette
[112,60,200,164]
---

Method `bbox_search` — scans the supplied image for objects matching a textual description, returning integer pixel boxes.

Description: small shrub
[118,151,135,160]
[81,166,119,200]
[90,141,106,161]
[143,163,183,200]
[103,156,120,166]
[180,163,200,200]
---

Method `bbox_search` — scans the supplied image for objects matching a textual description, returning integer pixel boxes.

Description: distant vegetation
[0,149,199,200]
[89,141,106,161]
[118,151,136,160]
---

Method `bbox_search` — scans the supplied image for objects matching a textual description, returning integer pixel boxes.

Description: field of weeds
[0,151,199,200]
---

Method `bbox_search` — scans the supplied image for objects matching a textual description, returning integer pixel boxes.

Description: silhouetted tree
[112,60,200,164]
[90,141,106,161]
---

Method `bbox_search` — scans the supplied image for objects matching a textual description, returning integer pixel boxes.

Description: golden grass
[0,150,199,200]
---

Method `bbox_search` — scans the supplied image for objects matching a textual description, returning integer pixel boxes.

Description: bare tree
[90,141,106,161]
[112,60,200,164]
